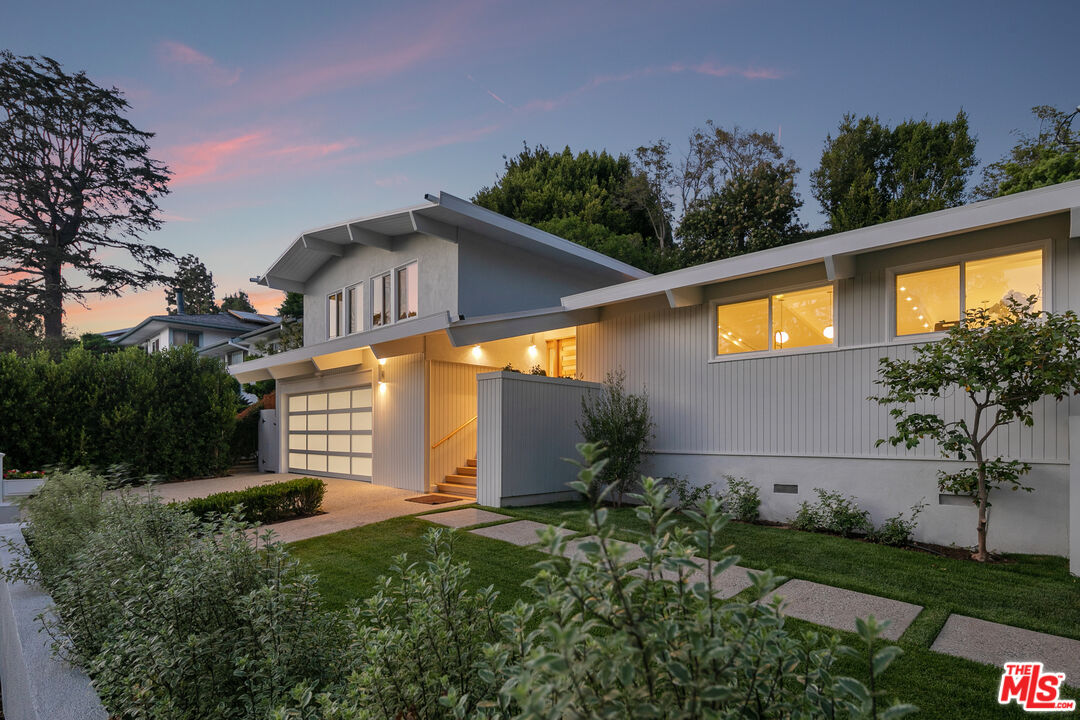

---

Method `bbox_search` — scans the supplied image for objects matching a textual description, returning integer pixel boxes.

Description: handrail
[431,415,477,449]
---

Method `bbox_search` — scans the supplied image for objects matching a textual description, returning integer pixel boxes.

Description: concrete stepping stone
[560,535,646,563]
[763,579,921,641]
[470,519,574,546]
[421,508,510,529]
[931,615,1080,682]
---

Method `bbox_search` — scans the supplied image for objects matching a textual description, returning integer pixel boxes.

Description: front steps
[437,457,477,498]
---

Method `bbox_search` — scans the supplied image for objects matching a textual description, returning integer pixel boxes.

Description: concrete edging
[0,524,107,720]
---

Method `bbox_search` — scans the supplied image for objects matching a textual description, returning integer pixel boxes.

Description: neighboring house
[198,314,284,367]
[112,306,279,360]
[232,183,1080,564]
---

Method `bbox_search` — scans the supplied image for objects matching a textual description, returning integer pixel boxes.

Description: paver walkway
[422,508,511,528]
[444,513,1080,676]
[931,615,1080,682]
[762,579,922,641]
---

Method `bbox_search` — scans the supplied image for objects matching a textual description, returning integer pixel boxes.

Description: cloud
[158,41,241,87]
[375,174,409,187]
[518,60,785,114]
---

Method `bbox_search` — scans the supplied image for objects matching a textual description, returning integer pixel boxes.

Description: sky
[2,0,1078,335]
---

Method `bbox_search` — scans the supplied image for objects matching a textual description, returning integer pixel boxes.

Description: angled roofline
[251,192,650,292]
[112,314,274,345]
[562,179,1080,311]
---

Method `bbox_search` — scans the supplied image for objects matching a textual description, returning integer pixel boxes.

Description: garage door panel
[287,386,373,481]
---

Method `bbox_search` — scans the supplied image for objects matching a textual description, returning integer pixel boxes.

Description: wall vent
[938,494,970,506]
[773,483,798,494]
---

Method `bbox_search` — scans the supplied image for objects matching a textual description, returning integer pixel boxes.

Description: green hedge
[0,345,239,478]
[184,477,326,523]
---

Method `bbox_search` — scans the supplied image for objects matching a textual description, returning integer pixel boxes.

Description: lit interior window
[716,297,769,355]
[965,249,1042,318]
[772,286,834,350]
[895,265,959,336]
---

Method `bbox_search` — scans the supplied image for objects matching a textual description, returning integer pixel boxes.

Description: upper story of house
[249,191,649,351]
[112,310,279,355]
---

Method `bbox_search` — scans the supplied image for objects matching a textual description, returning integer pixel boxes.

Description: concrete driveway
[133,473,470,543]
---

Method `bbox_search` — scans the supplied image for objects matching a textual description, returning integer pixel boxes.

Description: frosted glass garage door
[286,387,373,480]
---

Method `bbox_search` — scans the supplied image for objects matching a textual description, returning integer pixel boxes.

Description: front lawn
[289,506,1079,719]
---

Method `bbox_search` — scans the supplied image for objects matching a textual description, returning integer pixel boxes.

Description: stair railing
[431,415,477,450]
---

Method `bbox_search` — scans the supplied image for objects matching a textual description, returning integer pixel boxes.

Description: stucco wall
[302,232,458,345]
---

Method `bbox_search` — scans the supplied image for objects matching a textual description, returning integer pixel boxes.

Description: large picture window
[895,248,1043,336]
[396,262,418,320]
[716,285,834,356]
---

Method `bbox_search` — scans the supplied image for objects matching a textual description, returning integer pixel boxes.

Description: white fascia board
[445,306,600,346]
[563,180,1080,311]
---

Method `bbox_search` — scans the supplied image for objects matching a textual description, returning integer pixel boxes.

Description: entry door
[287,387,373,480]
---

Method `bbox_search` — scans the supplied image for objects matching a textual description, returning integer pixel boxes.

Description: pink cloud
[375,174,409,187]
[668,61,784,80]
[158,40,241,87]
[166,131,269,186]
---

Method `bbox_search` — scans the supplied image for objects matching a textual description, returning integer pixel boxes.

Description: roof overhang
[250,192,650,293]
[562,180,1080,312]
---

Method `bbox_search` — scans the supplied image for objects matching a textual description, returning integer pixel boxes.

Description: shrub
[5,478,346,720]
[792,488,872,537]
[869,499,927,547]
[663,474,716,510]
[0,345,238,478]
[722,475,761,522]
[307,444,914,720]
[231,401,261,462]
[577,369,654,503]
[184,477,326,524]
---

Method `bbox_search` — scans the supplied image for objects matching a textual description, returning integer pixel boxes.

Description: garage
[286,386,373,480]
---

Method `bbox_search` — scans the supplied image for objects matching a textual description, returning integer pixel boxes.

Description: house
[111,301,279,362]
[197,314,284,367]
[231,183,1080,567]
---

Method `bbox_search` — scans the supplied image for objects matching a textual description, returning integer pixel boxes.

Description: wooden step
[455,466,477,477]
[436,481,476,498]
[443,474,476,486]
[465,458,477,467]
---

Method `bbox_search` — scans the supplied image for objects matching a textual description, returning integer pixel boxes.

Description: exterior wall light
[472,345,482,359]
[527,344,538,358]
[378,358,387,366]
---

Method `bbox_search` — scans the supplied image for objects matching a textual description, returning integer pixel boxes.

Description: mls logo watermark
[998,663,1076,712]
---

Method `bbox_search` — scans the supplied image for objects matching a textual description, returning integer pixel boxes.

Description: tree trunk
[42,257,64,339]
[973,457,989,562]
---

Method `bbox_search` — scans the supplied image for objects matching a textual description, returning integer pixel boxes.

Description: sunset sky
[2,1,1076,335]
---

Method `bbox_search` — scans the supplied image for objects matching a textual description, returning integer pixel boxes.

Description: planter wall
[0,524,107,720]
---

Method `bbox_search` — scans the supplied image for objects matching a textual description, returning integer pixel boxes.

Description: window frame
[886,239,1051,343]
[327,290,344,339]
[346,281,364,335]
[394,260,419,323]
[709,280,838,362]
[370,272,392,328]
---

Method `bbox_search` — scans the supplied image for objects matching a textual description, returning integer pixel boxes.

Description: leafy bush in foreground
[295,444,914,720]
[184,476,326,523]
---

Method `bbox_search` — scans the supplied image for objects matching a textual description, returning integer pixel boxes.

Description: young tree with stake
[873,297,1080,561]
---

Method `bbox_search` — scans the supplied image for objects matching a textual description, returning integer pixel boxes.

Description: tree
[79,332,116,355]
[473,143,666,271]
[220,290,256,313]
[277,291,303,319]
[677,122,786,215]
[625,140,675,251]
[873,298,1080,561]
[679,162,805,264]
[577,370,654,505]
[976,104,1080,198]
[165,254,217,314]
[811,112,977,232]
[0,52,173,338]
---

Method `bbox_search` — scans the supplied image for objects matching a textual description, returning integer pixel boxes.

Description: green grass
[289,506,1079,719]
[490,501,1080,643]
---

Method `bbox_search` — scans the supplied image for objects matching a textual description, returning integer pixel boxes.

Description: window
[895,248,1043,336]
[372,273,391,327]
[227,350,245,365]
[347,283,363,334]
[327,291,343,338]
[396,262,418,320]
[715,285,834,356]
[175,331,201,347]
[547,337,576,377]
[151,339,160,353]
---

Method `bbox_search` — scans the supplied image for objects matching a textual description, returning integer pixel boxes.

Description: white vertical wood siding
[373,353,426,492]
[578,224,1076,465]
[428,361,497,489]
[477,372,602,506]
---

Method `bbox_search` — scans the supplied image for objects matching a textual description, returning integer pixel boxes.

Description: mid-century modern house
[231,182,1080,568]
[112,306,280,365]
